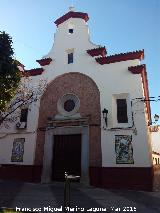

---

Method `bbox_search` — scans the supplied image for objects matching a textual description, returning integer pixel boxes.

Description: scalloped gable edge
[95,49,144,64]
[87,47,107,57]
[24,68,44,76]
[36,58,52,66]
[128,64,146,74]
[54,11,89,26]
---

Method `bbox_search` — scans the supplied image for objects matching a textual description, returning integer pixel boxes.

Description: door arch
[35,72,101,182]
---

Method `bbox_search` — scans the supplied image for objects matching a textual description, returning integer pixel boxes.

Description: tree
[0,31,21,111]
[0,31,47,127]
[0,75,47,127]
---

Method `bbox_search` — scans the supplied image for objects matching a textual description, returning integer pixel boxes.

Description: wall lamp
[154,114,159,122]
[102,108,108,127]
[148,114,159,126]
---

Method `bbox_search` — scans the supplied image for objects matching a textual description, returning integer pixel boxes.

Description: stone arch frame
[34,72,102,182]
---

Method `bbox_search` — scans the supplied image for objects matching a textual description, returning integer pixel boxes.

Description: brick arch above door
[34,72,101,167]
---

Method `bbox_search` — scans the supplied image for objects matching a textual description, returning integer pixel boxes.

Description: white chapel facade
[0,8,154,190]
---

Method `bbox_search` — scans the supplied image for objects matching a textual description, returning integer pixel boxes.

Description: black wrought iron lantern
[102,108,108,127]
[154,114,159,122]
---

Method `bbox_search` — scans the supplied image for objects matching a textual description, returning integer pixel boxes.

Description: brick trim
[128,64,151,123]
[87,47,107,57]
[24,68,44,76]
[54,11,89,26]
[95,49,144,64]
[36,58,52,66]
[35,72,101,168]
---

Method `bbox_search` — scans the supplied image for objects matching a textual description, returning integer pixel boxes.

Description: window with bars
[20,108,28,122]
[68,52,73,64]
[116,99,128,123]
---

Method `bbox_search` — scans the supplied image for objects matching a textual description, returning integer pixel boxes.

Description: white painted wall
[151,128,160,153]
[0,133,36,165]
[0,12,152,167]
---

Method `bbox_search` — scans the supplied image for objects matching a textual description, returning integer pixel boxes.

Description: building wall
[151,127,160,190]
[151,126,160,153]
[40,17,151,168]
[0,99,40,165]
[0,14,153,188]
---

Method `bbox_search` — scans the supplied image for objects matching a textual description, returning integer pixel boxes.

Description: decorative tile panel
[115,135,134,164]
[11,138,25,162]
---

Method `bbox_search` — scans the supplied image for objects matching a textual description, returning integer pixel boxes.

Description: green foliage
[0,31,21,111]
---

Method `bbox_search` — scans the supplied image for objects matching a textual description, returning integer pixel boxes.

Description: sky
[0,0,159,123]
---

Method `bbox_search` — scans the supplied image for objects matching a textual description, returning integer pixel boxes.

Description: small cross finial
[69,6,75,11]
[69,0,75,11]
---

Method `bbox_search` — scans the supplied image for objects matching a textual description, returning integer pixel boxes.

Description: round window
[64,99,75,112]
[57,93,80,116]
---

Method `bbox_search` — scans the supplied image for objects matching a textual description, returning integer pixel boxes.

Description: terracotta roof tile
[24,68,44,76]
[36,58,52,66]
[87,47,107,57]
[54,11,89,26]
[95,50,144,64]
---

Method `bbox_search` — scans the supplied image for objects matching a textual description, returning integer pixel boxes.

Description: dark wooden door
[52,134,81,181]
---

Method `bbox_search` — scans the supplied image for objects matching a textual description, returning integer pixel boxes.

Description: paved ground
[0,180,160,213]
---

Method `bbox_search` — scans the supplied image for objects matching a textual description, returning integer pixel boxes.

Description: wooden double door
[52,134,81,181]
